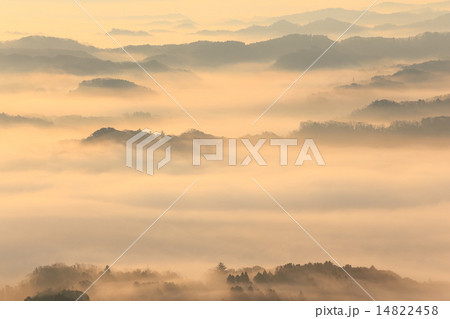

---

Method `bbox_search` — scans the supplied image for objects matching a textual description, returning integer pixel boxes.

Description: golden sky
[0,0,441,46]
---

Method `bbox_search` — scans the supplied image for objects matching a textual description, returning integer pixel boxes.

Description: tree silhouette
[216,262,227,272]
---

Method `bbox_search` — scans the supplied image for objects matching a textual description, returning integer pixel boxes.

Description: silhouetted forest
[1,262,449,301]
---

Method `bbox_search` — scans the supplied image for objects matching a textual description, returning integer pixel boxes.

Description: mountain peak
[1,35,95,52]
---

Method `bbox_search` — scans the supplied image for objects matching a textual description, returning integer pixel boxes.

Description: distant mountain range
[198,18,369,37]
[258,7,450,25]
[1,32,450,74]
[198,12,450,38]
[339,59,450,92]
[77,113,450,149]
[350,95,450,121]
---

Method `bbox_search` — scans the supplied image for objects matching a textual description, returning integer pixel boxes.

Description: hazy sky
[1,0,444,45]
